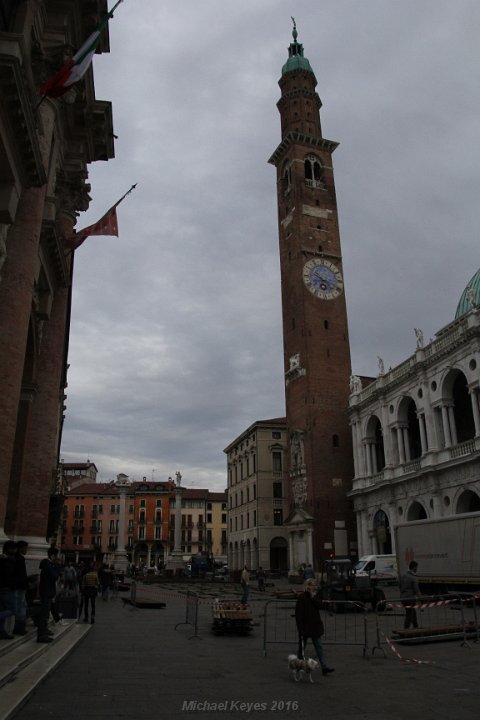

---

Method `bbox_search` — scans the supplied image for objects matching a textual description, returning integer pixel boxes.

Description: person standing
[295,578,335,676]
[13,540,28,635]
[0,540,17,640]
[81,561,100,624]
[256,566,266,592]
[240,565,250,605]
[302,563,315,580]
[37,548,62,643]
[400,560,421,629]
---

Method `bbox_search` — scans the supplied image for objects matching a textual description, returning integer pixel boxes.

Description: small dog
[288,654,319,683]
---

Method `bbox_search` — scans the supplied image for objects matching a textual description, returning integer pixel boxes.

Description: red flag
[65,206,118,251]
[64,183,136,252]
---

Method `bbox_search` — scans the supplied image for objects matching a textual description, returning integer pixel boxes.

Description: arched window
[406,501,427,521]
[282,162,292,194]
[304,154,323,188]
[456,489,480,513]
[452,373,475,442]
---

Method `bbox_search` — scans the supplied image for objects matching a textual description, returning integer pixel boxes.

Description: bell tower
[269,21,355,568]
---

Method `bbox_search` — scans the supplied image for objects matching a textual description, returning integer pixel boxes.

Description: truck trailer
[394,511,480,593]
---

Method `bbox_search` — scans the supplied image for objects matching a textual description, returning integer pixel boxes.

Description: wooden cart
[211,600,253,635]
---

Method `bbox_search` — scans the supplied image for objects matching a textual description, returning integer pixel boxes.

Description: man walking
[13,540,28,635]
[37,548,62,643]
[400,560,421,629]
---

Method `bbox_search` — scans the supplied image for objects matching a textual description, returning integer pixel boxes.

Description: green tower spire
[281,18,315,76]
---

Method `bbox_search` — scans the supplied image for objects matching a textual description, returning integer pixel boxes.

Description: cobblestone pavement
[10,580,480,720]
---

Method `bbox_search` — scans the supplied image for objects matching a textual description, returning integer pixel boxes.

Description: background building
[0,0,114,565]
[349,287,480,557]
[225,418,289,572]
[62,476,227,567]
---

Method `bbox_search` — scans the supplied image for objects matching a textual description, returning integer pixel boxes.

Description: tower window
[304,154,323,188]
[333,434,340,447]
[324,320,329,330]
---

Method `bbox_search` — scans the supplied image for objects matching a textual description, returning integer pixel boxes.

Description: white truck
[353,555,398,584]
[394,511,480,593]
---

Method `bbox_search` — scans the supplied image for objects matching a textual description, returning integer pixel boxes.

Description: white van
[353,555,398,585]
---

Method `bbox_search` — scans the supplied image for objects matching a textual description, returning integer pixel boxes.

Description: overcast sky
[60,0,480,490]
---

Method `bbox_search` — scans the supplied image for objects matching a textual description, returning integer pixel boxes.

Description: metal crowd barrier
[263,598,369,657]
[174,590,201,640]
[372,592,480,656]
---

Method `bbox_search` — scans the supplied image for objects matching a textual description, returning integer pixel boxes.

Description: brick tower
[268,22,355,570]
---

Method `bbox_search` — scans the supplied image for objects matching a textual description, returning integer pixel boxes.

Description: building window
[272,431,281,439]
[73,536,83,545]
[140,499,146,507]
[304,154,323,187]
[273,481,282,498]
[155,527,162,540]
[332,434,340,447]
[138,527,145,540]
[272,451,282,472]
[273,509,283,526]
[98,505,103,515]
[222,513,227,524]
[110,504,115,513]
[207,513,212,523]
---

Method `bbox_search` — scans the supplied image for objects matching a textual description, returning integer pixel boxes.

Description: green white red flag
[40,0,124,98]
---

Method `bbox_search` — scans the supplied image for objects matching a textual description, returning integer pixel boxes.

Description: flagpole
[63,182,138,256]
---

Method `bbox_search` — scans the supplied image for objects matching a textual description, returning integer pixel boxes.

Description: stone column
[397,425,406,464]
[167,474,185,572]
[447,405,458,445]
[469,389,480,437]
[13,282,71,549]
[441,405,452,447]
[403,427,411,462]
[365,441,372,476]
[418,413,428,454]
[113,487,128,572]
[0,185,47,541]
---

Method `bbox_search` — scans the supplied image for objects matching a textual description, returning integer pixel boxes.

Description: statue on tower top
[291,16,297,41]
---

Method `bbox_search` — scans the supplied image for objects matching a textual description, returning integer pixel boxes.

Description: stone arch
[133,542,148,567]
[365,415,385,472]
[270,536,288,571]
[372,509,392,553]
[406,501,427,521]
[441,368,475,443]
[397,396,422,460]
[455,488,480,514]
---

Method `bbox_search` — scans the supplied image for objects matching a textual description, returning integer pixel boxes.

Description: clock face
[302,258,343,299]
